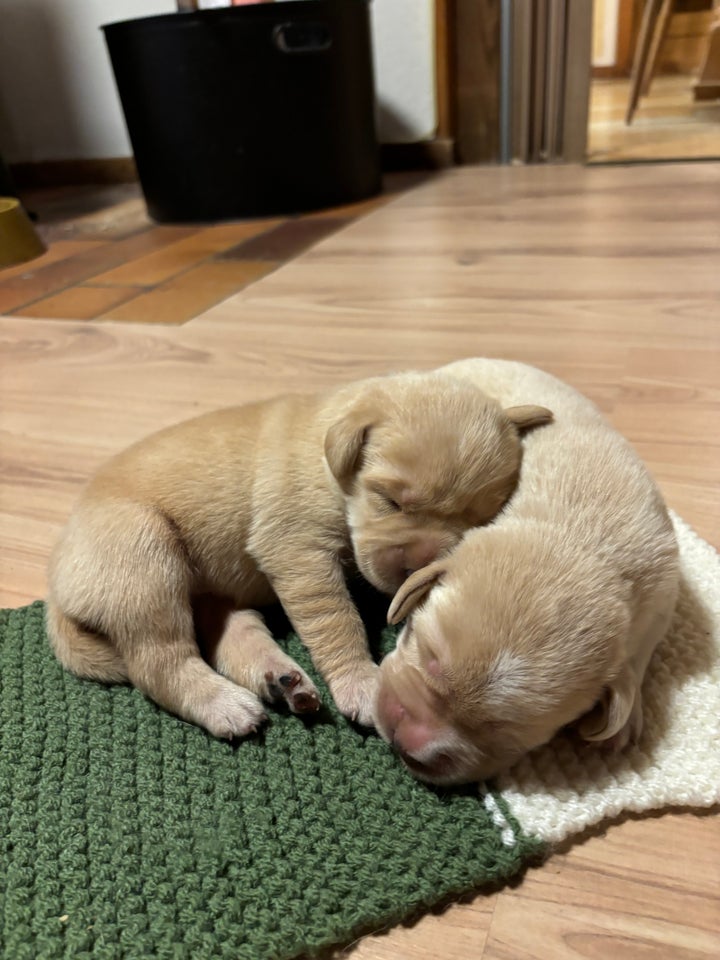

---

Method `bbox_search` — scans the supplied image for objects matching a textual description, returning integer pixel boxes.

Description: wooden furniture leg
[640,0,675,96]
[626,0,663,124]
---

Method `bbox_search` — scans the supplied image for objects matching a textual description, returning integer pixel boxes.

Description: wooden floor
[1,163,719,959]
[0,176,423,324]
[588,74,720,162]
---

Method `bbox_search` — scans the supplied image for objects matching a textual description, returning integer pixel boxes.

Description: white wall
[592,0,620,68]
[0,1,176,162]
[0,0,437,163]
[372,0,437,143]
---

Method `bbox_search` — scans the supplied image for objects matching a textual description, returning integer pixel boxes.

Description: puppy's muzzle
[372,538,449,593]
[395,746,455,781]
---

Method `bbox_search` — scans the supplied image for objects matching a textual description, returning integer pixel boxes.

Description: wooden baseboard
[10,158,138,189]
[11,145,455,190]
[380,139,456,170]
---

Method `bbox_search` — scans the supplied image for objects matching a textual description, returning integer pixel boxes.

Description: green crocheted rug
[1,515,719,960]
[0,601,540,960]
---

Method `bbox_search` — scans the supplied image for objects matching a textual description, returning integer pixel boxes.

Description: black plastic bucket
[102,1,381,222]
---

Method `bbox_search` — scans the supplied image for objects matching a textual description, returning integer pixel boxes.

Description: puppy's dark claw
[292,691,321,714]
[264,669,321,714]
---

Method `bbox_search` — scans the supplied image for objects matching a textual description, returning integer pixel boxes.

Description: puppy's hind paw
[264,668,321,715]
[329,662,380,728]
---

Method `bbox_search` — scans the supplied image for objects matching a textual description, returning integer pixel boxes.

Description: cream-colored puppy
[47,368,552,738]
[374,359,679,784]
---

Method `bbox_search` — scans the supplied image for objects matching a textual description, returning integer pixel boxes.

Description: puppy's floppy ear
[388,561,447,625]
[576,665,637,743]
[324,409,374,493]
[505,405,553,432]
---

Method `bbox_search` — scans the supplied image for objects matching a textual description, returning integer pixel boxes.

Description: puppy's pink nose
[404,540,441,572]
[393,718,437,756]
[378,541,445,587]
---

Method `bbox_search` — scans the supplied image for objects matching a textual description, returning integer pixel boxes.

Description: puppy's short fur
[374,359,679,784]
[47,369,551,738]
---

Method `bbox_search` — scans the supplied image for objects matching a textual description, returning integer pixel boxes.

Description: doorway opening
[588,0,720,162]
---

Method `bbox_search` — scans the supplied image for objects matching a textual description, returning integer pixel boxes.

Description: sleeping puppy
[374,359,679,784]
[47,368,552,739]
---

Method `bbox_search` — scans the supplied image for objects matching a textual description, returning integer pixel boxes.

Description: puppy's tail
[46,599,129,684]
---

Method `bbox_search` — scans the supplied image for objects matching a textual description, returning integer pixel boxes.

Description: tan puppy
[47,368,552,738]
[374,359,679,784]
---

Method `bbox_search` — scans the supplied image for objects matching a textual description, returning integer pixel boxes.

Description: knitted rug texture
[1,514,718,960]
[0,608,538,960]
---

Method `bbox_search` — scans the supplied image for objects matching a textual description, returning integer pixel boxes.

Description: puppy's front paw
[264,667,321,715]
[328,662,380,727]
[202,684,268,741]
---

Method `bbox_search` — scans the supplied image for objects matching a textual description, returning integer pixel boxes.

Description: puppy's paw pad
[263,668,321,715]
[330,663,380,727]
[203,687,267,741]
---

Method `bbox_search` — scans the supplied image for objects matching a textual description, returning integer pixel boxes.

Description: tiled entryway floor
[1,173,427,324]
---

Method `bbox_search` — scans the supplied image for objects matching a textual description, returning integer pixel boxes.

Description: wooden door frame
[381,0,500,169]
[441,0,592,165]
[449,0,501,163]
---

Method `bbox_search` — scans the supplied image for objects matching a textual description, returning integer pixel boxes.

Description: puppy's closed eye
[370,485,403,513]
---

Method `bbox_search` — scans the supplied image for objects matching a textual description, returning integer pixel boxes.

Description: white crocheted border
[496,512,720,845]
